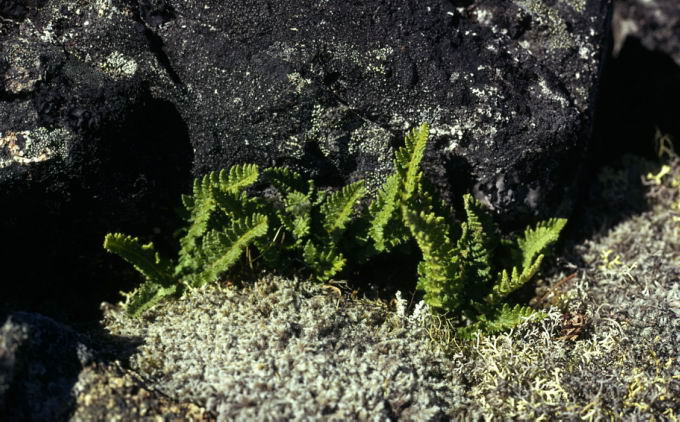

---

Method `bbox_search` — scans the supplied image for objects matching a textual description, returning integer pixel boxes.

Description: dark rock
[153,0,612,224]
[0,312,94,421]
[613,0,680,66]
[599,0,680,160]
[0,1,193,320]
[71,361,216,421]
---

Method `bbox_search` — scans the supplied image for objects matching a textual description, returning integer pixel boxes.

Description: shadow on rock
[0,312,97,421]
[0,99,193,324]
[570,35,680,244]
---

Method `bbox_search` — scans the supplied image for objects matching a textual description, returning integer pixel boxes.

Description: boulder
[153,0,612,223]
[0,312,94,421]
[600,0,680,158]
[613,0,680,65]
[0,0,192,319]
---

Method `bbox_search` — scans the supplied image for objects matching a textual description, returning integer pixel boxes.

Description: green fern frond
[213,190,262,221]
[180,193,195,213]
[367,124,430,253]
[516,218,567,270]
[188,214,269,288]
[403,208,463,312]
[279,190,312,240]
[215,163,260,193]
[302,240,346,281]
[485,255,544,306]
[456,194,497,287]
[368,173,409,252]
[321,181,366,237]
[103,233,178,318]
[458,303,544,339]
[103,233,175,286]
[395,123,429,201]
[263,167,307,194]
[122,281,178,318]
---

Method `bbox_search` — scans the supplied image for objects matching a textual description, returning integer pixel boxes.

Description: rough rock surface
[71,361,216,421]
[156,0,611,223]
[0,312,95,421]
[0,0,192,318]
[613,0,680,65]
[599,0,680,160]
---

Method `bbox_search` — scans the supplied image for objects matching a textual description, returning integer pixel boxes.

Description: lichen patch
[0,128,72,169]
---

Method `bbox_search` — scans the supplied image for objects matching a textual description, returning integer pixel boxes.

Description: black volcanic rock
[153,0,612,224]
[0,312,95,421]
[603,0,680,158]
[0,0,192,320]
[613,0,680,66]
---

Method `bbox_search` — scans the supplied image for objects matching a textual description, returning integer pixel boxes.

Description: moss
[100,151,680,419]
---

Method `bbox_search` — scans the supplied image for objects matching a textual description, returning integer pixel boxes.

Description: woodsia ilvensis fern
[104,124,566,338]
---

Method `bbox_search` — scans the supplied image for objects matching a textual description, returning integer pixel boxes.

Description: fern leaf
[403,208,463,312]
[188,214,269,288]
[180,194,195,213]
[216,164,260,193]
[368,173,409,252]
[213,190,262,221]
[517,218,567,270]
[302,240,347,281]
[103,233,175,286]
[279,190,312,240]
[103,233,178,317]
[395,123,429,202]
[122,281,178,318]
[458,303,544,339]
[321,181,366,237]
[175,176,218,275]
[485,255,544,305]
[263,167,307,193]
[456,194,497,287]
[367,124,430,253]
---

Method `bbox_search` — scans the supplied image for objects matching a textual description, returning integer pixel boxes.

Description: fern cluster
[104,124,566,338]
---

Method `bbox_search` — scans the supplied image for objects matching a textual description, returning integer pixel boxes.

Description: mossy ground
[99,154,679,420]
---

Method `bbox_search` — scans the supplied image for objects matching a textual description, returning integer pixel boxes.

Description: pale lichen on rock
[0,127,71,169]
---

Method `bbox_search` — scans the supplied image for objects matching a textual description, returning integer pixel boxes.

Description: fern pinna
[104,123,566,339]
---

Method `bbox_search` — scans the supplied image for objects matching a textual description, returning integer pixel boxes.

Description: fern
[187,214,269,288]
[456,194,497,290]
[263,167,307,194]
[396,123,429,201]
[103,234,177,318]
[516,218,568,270]
[403,208,463,311]
[321,181,366,238]
[279,190,312,241]
[302,240,346,281]
[368,173,403,251]
[367,124,430,253]
[374,123,566,338]
[105,123,566,336]
[458,303,543,339]
[103,234,175,286]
